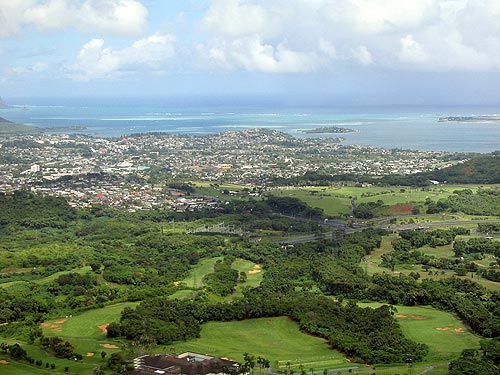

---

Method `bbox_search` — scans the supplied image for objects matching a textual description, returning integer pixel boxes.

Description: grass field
[180,257,223,289]
[169,257,263,300]
[231,258,264,296]
[0,339,96,375]
[358,303,481,363]
[171,317,349,371]
[365,235,500,291]
[269,184,500,218]
[40,302,138,358]
[42,302,139,340]
[0,266,91,291]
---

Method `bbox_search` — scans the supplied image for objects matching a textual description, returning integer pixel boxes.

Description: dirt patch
[41,322,62,332]
[248,264,262,275]
[395,314,407,318]
[101,344,119,349]
[41,318,66,332]
[389,204,415,215]
[455,328,464,333]
[86,352,95,357]
[435,327,450,331]
[0,360,9,364]
[411,315,426,320]
[98,324,109,334]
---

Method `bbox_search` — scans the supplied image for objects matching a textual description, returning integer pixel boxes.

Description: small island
[438,115,500,123]
[301,125,356,134]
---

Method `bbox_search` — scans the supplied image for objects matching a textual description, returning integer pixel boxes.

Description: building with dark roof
[123,352,240,375]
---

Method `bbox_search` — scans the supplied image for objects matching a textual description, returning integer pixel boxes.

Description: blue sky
[2,0,500,104]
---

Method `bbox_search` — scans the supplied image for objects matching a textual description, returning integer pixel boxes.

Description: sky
[2,0,500,105]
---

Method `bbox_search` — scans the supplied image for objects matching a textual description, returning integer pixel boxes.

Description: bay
[2,98,500,153]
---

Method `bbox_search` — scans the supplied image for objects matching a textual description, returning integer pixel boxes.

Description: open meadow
[170,317,350,371]
[358,303,481,363]
[40,302,138,358]
[364,235,500,291]
[269,184,500,218]
[169,257,263,299]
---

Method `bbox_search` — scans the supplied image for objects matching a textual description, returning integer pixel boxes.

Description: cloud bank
[196,0,500,73]
[67,33,175,80]
[4,0,500,82]
[0,0,148,38]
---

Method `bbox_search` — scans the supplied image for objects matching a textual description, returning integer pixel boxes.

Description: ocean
[2,98,500,153]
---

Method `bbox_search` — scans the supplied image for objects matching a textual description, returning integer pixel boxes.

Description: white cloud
[67,32,175,80]
[351,46,373,65]
[0,0,148,39]
[4,61,49,80]
[196,0,500,73]
[398,35,428,64]
[323,0,439,35]
[0,0,34,39]
[6,0,500,76]
[202,0,269,37]
[197,36,325,73]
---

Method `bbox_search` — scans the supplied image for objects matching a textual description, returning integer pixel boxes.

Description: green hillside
[0,117,39,134]
[425,153,500,183]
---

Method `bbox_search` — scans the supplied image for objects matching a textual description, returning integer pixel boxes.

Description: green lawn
[0,266,91,292]
[359,303,480,362]
[269,184,500,218]
[231,258,263,296]
[179,257,223,288]
[40,302,138,358]
[270,188,351,217]
[418,244,455,258]
[0,339,97,375]
[42,302,139,340]
[171,317,349,371]
[170,258,264,299]
[364,235,397,275]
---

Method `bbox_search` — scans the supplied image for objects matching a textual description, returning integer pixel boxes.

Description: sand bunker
[435,327,450,331]
[454,328,464,333]
[411,315,426,320]
[98,324,109,334]
[86,352,95,357]
[0,360,9,364]
[395,314,407,318]
[101,344,119,349]
[41,318,66,332]
[41,322,62,332]
[248,264,262,275]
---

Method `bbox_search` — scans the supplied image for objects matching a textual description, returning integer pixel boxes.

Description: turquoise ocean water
[2,98,500,153]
